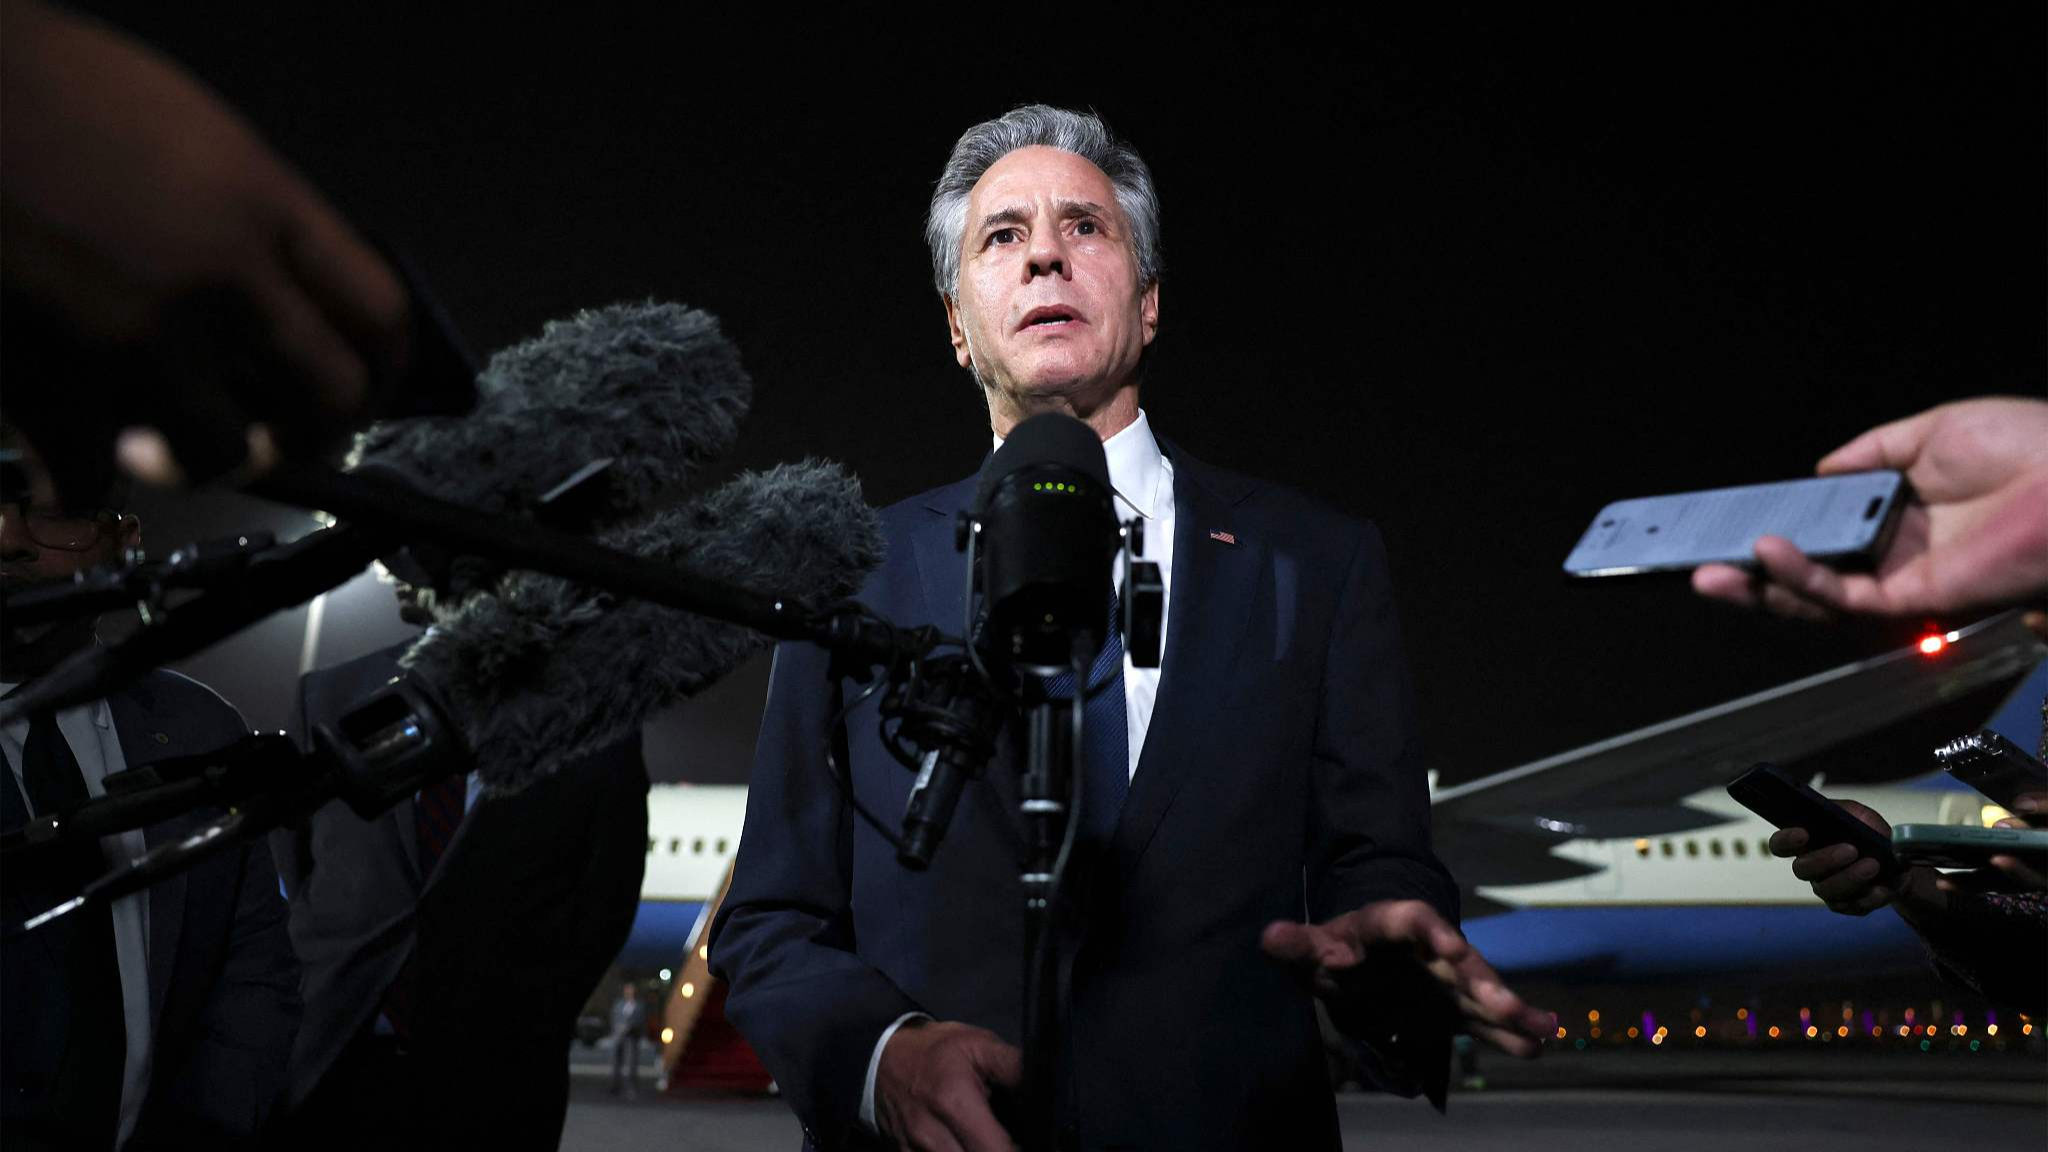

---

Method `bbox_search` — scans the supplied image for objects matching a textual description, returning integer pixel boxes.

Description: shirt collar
[990,407,1169,520]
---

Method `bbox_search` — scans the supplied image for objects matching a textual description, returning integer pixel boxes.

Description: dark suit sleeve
[1305,521,1458,921]
[709,640,919,1150]
[1304,521,1460,1104]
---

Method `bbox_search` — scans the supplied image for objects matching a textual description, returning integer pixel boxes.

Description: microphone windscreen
[351,300,750,520]
[401,459,882,792]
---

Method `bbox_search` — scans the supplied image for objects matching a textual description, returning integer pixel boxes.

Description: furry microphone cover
[401,459,885,792]
[351,300,751,520]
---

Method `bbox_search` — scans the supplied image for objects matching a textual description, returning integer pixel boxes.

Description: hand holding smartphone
[1726,762,1898,877]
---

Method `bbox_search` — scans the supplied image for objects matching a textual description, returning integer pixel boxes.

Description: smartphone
[1933,730,2048,813]
[1893,824,2048,871]
[1726,762,1896,874]
[1563,470,1908,578]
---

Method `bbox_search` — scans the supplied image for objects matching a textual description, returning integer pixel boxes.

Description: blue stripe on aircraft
[619,900,707,970]
[1463,904,1928,979]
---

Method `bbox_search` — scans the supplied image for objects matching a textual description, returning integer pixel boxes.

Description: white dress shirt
[1,685,155,1149]
[860,408,1177,1130]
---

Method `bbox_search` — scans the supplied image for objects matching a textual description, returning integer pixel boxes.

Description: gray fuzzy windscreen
[401,459,883,793]
[350,301,751,519]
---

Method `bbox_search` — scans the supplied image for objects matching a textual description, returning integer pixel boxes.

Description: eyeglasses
[0,504,124,551]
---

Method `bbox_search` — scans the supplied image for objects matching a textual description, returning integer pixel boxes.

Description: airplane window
[1634,839,1650,858]
[716,838,730,854]
[1760,839,1771,857]
[668,838,682,854]
[1710,840,1724,858]
[1734,839,1748,857]
[1685,840,1699,857]
[1660,842,1674,858]
[692,838,706,854]
[646,838,656,854]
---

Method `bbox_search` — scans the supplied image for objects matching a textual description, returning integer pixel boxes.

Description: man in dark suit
[710,106,1549,1152]
[1,473,300,1149]
[274,628,650,1148]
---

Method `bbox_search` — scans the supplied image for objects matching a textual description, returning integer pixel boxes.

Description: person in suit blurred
[273,588,651,1148]
[1,466,300,1149]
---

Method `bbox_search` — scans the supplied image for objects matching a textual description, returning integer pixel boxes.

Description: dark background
[86,5,2044,787]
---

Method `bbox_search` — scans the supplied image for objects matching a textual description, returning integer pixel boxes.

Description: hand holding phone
[1692,397,2048,619]
[1727,762,1898,876]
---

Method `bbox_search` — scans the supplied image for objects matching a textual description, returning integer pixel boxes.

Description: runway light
[1920,1040,1932,1052]
[1805,1026,1819,1038]
[1871,1028,1881,1037]
[660,1027,675,1045]
[1588,1010,1600,1023]
[1904,1008,1916,1023]
[659,968,673,982]
[1926,1025,1938,1036]
[1837,1026,1849,1038]
[2025,1025,2034,1036]
[1651,1034,1664,1046]
[1627,1027,1640,1039]
[1898,1026,1912,1037]
[1798,1007,1811,1023]
[1695,1026,1707,1038]
[1590,1028,1602,1039]
[1556,1027,1568,1039]
[680,982,696,999]
[1768,1026,1781,1038]
[1918,634,1946,656]
[1970,1040,1981,1052]
[1736,1008,1749,1021]
[1987,1025,1999,1036]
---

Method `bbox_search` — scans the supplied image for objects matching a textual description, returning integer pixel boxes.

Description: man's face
[0,500,138,676]
[945,147,1159,418]
[0,501,137,588]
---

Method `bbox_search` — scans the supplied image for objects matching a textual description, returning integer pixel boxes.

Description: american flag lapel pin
[1208,529,1237,545]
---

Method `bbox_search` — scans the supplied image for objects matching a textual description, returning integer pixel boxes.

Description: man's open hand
[874,1020,1021,1152]
[1262,898,1549,1058]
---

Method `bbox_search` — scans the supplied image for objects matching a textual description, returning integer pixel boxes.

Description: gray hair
[924,105,1162,300]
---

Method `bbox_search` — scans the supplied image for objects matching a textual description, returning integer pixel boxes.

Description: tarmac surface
[561,1047,2048,1151]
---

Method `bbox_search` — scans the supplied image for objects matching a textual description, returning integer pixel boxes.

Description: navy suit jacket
[712,442,1458,1151]
[2,669,302,1147]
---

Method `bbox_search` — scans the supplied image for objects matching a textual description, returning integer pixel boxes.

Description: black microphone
[399,459,883,794]
[972,413,1120,672]
[895,414,1118,866]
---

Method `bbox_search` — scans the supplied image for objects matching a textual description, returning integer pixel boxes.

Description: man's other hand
[874,1019,1021,1152]
[1693,397,2048,620]
[1261,899,1549,1058]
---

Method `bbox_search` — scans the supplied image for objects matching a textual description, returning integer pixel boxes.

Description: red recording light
[1918,635,1945,656]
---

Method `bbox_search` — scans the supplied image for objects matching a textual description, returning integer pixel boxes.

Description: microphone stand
[1015,647,1086,1152]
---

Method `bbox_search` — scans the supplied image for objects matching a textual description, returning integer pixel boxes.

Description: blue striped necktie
[1044,589,1129,848]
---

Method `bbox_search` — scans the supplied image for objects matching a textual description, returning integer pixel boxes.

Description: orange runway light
[1768,1026,1782,1038]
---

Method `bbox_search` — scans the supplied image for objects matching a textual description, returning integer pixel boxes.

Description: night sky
[89,6,2044,787]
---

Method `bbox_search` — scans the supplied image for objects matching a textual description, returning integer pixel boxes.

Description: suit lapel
[1110,445,1261,868]
[109,690,189,1031]
[911,476,979,643]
